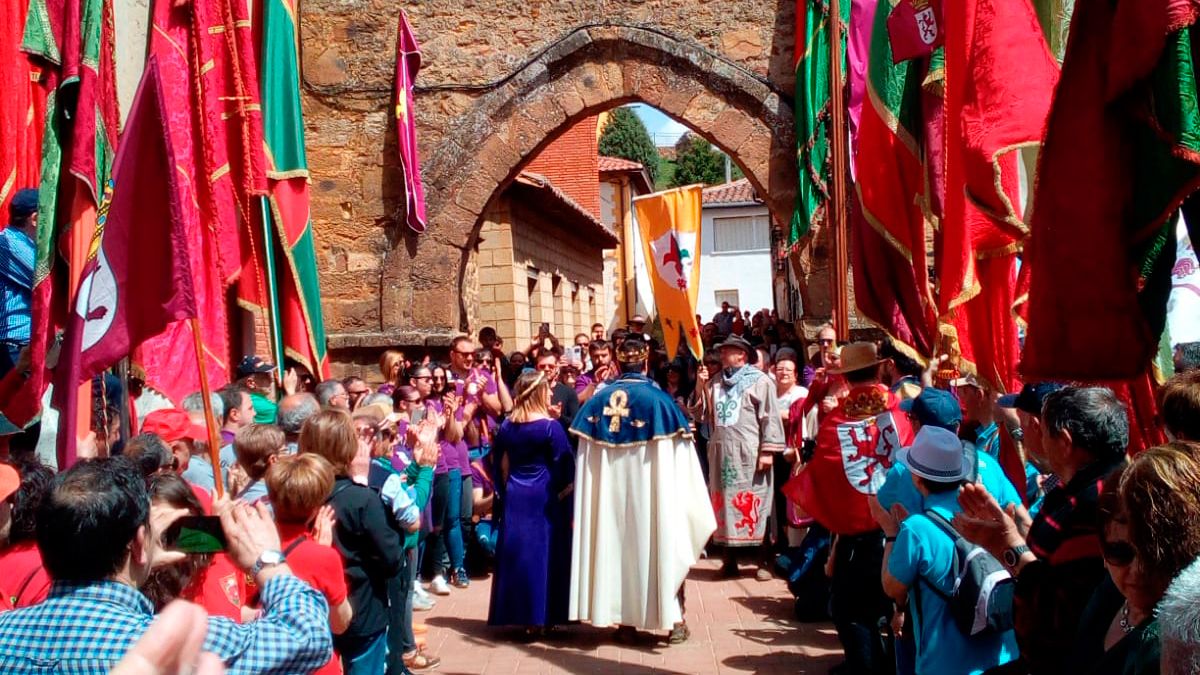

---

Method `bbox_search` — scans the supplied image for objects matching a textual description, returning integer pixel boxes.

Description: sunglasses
[453,350,475,358]
[1102,540,1136,567]
[818,338,835,345]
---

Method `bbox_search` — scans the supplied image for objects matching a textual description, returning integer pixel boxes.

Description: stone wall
[301,1,831,367]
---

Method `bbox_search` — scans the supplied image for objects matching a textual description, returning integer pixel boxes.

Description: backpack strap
[283,535,307,557]
[913,510,962,603]
[326,480,352,504]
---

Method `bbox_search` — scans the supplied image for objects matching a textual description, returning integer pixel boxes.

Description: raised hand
[311,505,337,547]
[283,368,299,396]
[952,482,1023,558]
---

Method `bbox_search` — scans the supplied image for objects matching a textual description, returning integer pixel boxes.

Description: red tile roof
[511,172,620,247]
[597,156,654,195]
[598,156,644,172]
[702,178,759,205]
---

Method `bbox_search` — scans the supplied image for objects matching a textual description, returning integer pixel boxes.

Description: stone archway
[381,24,803,337]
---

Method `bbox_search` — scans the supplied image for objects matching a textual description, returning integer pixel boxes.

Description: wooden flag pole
[190,317,225,499]
[828,0,851,342]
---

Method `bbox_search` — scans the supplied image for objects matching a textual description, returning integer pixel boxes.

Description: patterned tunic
[705,366,785,546]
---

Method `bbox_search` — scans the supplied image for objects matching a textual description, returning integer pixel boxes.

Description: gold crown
[617,341,650,363]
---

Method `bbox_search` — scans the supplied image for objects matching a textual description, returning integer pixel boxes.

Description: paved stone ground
[415,558,842,674]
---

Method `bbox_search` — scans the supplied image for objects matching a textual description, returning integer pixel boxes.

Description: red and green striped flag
[8,0,120,427]
[245,0,329,378]
[791,0,850,245]
[850,0,938,359]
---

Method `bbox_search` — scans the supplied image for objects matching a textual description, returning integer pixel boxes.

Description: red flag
[941,0,1058,392]
[137,0,241,403]
[394,11,427,234]
[888,0,944,63]
[54,58,197,468]
[1022,0,1200,380]
[0,0,45,217]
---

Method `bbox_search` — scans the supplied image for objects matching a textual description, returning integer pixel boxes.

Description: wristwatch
[1002,544,1031,569]
[251,550,286,576]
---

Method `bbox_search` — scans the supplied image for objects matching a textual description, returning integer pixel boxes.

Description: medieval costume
[569,348,714,633]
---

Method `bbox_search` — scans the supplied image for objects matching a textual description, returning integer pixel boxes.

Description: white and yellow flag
[633,185,704,359]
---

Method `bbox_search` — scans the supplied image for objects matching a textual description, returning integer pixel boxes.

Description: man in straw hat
[569,338,715,644]
[693,334,786,581]
[793,341,914,674]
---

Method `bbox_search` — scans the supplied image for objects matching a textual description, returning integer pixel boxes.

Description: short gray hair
[278,393,319,435]
[361,393,392,409]
[181,392,224,420]
[1041,386,1129,461]
[315,379,346,407]
[1160,555,1200,674]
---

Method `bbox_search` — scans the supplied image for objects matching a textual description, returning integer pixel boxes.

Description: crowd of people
[0,297,1199,675]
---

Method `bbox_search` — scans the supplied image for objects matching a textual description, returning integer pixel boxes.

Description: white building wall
[696,203,775,320]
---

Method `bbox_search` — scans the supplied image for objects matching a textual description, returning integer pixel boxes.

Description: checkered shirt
[0,574,332,674]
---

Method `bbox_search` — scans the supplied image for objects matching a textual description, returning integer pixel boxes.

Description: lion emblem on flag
[835,412,902,494]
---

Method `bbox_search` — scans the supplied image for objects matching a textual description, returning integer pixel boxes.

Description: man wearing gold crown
[568,338,715,645]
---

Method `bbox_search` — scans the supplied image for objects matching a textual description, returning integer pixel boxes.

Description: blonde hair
[234,424,286,480]
[266,454,335,523]
[299,409,357,474]
[379,349,405,383]
[510,371,550,423]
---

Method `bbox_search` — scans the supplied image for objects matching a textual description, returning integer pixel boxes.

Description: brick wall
[524,116,601,218]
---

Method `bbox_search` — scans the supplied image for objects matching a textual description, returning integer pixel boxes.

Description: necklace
[1119,603,1135,634]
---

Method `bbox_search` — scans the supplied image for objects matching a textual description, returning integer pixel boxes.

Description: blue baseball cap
[900,387,962,431]
[9,188,38,220]
[998,382,1065,417]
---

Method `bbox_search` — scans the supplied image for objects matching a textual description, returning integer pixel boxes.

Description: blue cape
[570,373,692,446]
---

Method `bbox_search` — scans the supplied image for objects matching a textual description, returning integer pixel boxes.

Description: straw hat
[827,341,883,375]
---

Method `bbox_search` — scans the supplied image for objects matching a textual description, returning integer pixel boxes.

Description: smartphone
[567,345,582,363]
[163,515,226,553]
[539,322,550,336]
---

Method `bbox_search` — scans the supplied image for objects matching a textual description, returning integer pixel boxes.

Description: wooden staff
[828,0,851,342]
[190,317,225,498]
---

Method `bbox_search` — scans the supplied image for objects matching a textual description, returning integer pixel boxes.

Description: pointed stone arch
[379,24,809,336]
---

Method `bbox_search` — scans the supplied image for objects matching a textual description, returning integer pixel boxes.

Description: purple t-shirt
[425,399,469,474]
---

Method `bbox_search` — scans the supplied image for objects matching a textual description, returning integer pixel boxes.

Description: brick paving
[415,558,842,674]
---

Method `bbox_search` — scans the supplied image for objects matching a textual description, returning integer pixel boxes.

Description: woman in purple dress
[487,370,575,631]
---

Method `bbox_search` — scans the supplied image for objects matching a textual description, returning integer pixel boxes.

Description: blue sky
[627,103,690,147]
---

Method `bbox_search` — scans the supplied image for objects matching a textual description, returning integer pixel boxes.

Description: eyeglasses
[348,389,369,397]
[432,375,446,382]
[1101,540,1136,567]
[453,350,475,357]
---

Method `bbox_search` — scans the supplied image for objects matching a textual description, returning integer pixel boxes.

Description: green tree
[671,133,726,187]
[598,107,659,184]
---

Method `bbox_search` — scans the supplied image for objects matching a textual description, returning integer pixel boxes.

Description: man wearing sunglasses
[952,386,1129,675]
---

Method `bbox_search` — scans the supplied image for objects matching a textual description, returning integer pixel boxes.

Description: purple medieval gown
[487,417,575,627]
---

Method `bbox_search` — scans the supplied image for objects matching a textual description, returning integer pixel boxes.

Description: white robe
[568,433,716,630]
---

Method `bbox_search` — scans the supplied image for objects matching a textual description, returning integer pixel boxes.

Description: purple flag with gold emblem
[394,11,427,233]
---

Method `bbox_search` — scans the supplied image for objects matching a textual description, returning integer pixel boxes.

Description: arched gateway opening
[408,26,801,336]
[301,18,831,358]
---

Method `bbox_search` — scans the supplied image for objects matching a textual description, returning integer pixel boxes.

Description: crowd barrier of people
[0,302,1199,675]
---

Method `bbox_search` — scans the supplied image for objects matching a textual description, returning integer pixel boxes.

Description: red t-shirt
[279,523,348,675]
[0,541,51,609]
[180,552,246,622]
[186,480,214,515]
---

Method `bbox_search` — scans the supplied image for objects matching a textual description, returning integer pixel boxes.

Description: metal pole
[260,197,287,383]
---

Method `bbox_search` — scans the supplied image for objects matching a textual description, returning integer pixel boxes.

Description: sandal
[403,651,441,672]
[668,622,691,644]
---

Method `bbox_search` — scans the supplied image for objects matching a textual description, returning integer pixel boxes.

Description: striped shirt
[0,227,34,344]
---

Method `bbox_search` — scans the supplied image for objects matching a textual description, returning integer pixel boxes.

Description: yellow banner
[633,185,704,360]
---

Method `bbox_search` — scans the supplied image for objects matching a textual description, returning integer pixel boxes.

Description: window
[712,214,770,253]
[714,290,740,308]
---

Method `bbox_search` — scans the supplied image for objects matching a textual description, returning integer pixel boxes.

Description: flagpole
[190,317,225,499]
[260,197,286,383]
[828,0,851,342]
